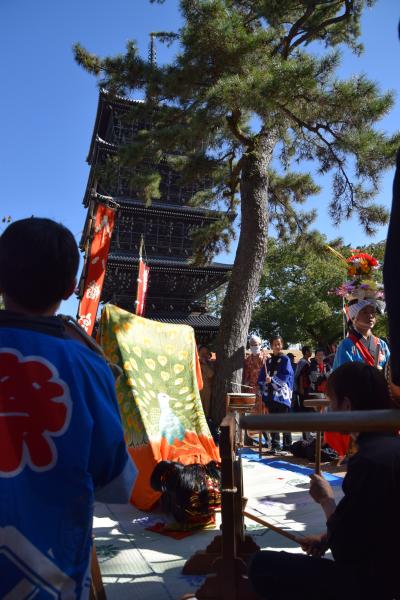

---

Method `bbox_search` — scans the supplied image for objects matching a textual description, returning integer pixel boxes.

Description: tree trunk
[211,132,277,424]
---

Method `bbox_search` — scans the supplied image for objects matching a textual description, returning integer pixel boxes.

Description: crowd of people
[1,216,400,599]
[199,335,338,454]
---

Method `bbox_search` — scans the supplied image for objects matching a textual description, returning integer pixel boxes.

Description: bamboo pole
[240,409,400,433]
[303,397,329,474]
[315,431,322,475]
[243,511,300,544]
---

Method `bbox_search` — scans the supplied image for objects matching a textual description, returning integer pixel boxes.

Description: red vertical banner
[135,259,150,316]
[78,204,115,335]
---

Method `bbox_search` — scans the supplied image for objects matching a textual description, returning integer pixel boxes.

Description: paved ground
[94,447,346,599]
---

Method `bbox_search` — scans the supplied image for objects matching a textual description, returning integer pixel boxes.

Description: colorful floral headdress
[327,246,384,305]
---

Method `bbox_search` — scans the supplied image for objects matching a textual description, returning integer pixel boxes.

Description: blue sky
[0,0,399,316]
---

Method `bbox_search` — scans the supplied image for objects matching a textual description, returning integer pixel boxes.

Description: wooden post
[315,431,322,475]
[184,416,260,599]
[89,544,107,600]
[303,397,330,474]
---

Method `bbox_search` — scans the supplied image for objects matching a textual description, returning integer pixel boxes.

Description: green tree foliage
[251,236,387,347]
[251,236,345,347]
[74,0,398,421]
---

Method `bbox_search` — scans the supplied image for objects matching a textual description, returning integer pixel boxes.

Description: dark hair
[315,348,325,355]
[302,346,311,355]
[326,362,394,411]
[287,352,295,361]
[0,218,79,311]
[198,345,212,360]
[150,460,221,524]
[270,335,283,345]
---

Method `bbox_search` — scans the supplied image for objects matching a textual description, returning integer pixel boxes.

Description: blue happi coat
[258,353,294,408]
[0,312,137,599]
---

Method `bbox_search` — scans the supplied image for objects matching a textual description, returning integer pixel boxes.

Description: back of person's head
[0,217,79,312]
[326,362,394,411]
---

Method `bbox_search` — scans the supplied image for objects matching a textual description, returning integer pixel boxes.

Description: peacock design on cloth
[157,392,186,444]
[98,304,220,510]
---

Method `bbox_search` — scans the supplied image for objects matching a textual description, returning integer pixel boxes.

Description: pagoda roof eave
[86,89,144,165]
[107,253,233,273]
[117,198,232,220]
[83,183,235,218]
[147,314,220,330]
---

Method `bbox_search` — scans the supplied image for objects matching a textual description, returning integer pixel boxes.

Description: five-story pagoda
[78,89,232,343]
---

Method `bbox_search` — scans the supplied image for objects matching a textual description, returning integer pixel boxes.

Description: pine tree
[74,0,399,423]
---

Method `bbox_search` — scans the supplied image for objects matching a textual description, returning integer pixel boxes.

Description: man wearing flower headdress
[333,300,389,370]
[327,251,389,458]
[333,252,389,371]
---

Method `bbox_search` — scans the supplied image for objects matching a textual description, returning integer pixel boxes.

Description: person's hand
[296,533,328,558]
[309,474,334,504]
[265,375,272,384]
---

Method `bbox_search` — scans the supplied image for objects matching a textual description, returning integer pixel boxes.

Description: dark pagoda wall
[101,257,231,316]
[111,202,220,258]
[79,90,232,339]
[85,93,210,208]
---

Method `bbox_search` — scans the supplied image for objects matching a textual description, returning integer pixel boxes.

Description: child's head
[270,335,284,354]
[0,217,79,313]
[326,362,393,412]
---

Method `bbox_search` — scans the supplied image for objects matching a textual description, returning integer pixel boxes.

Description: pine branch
[269,188,306,234]
[226,109,253,147]
[276,102,354,204]
[278,2,317,59]
[288,0,354,54]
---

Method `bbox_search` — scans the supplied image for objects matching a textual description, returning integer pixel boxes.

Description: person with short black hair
[293,345,313,441]
[293,345,312,410]
[0,217,136,598]
[258,335,294,453]
[0,217,80,312]
[309,347,331,394]
[249,362,400,600]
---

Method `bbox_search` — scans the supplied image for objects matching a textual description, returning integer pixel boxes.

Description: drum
[226,392,256,410]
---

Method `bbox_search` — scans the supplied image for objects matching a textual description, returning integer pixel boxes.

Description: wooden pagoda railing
[182,409,400,600]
